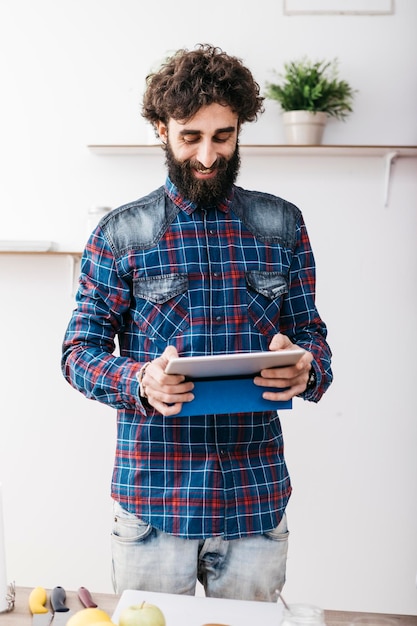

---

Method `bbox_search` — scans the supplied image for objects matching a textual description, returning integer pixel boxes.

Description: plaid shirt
[62,179,332,539]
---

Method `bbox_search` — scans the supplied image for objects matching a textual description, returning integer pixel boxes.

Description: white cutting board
[112,589,283,626]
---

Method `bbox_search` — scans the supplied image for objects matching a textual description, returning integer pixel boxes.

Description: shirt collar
[164,177,234,216]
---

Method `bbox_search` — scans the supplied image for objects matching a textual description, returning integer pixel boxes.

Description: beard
[164,140,241,207]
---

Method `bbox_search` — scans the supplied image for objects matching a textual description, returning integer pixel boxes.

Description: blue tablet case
[175,375,292,416]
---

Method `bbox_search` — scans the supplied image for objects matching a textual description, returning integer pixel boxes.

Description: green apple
[118,602,166,626]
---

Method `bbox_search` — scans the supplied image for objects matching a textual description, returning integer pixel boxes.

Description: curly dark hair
[142,44,264,126]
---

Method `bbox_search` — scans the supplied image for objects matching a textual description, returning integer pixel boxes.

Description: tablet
[165,348,305,378]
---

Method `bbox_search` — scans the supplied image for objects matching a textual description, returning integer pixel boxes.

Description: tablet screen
[164,348,305,378]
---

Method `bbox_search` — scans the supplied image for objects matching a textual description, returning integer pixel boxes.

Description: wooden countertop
[5,587,117,623]
[4,587,417,625]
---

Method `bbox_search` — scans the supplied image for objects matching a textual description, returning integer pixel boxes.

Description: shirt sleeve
[61,227,146,412]
[279,214,333,403]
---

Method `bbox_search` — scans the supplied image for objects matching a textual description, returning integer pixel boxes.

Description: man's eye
[214,133,232,143]
[182,135,200,144]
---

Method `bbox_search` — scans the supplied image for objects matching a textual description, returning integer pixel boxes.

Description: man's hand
[253,333,314,401]
[139,346,194,416]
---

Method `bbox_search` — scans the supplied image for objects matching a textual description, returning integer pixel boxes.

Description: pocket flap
[134,273,188,304]
[246,271,288,299]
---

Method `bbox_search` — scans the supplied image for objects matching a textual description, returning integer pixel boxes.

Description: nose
[195,139,217,169]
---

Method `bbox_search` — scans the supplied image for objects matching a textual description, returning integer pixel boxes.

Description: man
[62,44,333,602]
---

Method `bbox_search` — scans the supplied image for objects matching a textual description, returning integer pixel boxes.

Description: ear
[156,121,168,144]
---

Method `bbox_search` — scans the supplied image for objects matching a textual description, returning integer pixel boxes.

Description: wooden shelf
[87,144,417,157]
[0,250,82,295]
[0,250,81,256]
[87,144,417,207]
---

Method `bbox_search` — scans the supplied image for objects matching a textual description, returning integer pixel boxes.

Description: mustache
[185,157,228,173]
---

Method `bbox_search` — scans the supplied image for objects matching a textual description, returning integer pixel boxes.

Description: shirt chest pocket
[245,271,288,338]
[132,273,190,341]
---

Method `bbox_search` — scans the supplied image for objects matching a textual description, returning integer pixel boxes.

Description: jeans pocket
[112,502,153,544]
[264,513,289,542]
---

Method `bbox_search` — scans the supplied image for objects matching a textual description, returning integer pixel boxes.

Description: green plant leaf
[264,57,356,120]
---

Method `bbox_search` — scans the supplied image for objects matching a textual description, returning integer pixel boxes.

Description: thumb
[269,333,293,351]
[161,345,179,363]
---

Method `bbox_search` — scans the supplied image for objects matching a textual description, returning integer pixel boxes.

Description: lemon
[66,607,113,626]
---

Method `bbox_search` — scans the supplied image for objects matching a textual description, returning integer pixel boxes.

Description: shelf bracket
[65,253,81,297]
[383,151,398,207]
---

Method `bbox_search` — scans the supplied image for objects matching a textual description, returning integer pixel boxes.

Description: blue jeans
[111,501,289,602]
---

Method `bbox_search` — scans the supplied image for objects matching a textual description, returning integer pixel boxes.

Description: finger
[262,384,305,402]
[148,388,195,416]
[254,369,308,389]
[144,361,186,388]
[268,333,293,351]
[162,345,179,361]
[150,400,185,417]
[257,366,295,380]
[146,379,194,397]
[147,386,194,407]
[295,352,313,371]
[255,364,302,382]
[147,346,180,377]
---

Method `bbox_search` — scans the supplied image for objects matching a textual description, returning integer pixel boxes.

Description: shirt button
[213,272,220,277]
[209,229,216,235]
[215,315,222,322]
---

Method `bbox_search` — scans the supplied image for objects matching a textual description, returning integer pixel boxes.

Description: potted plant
[264,57,356,144]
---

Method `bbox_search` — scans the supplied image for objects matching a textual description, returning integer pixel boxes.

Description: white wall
[0,0,416,616]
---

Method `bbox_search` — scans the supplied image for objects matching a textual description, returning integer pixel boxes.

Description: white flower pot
[282,110,328,145]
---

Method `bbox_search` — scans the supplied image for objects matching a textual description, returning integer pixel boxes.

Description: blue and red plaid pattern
[62,180,332,539]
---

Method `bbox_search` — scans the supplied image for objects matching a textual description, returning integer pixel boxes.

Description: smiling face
[156,102,241,206]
